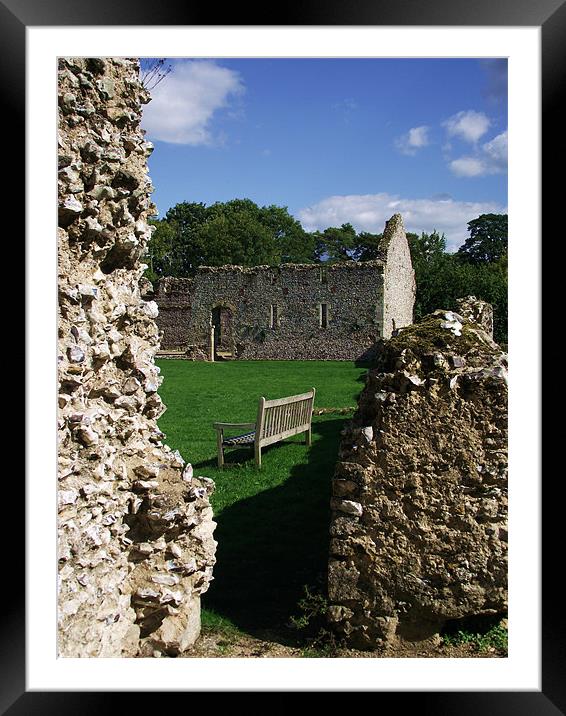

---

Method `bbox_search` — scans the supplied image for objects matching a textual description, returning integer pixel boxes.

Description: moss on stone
[389,313,499,361]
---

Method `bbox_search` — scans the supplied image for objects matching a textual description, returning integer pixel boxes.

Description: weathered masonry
[151,214,416,362]
[57,57,216,657]
[328,300,508,649]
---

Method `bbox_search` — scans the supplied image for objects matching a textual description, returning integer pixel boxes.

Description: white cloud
[141,60,244,145]
[297,192,506,251]
[394,125,430,155]
[449,130,508,177]
[482,130,508,170]
[443,110,491,144]
[449,157,487,177]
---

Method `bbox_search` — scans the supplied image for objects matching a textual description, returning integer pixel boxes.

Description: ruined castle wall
[381,214,416,338]
[156,262,387,361]
[328,304,508,649]
[154,213,415,361]
[150,277,195,350]
[456,295,494,339]
[57,58,216,657]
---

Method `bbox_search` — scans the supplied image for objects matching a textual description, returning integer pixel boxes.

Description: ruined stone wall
[148,277,195,350]
[164,262,386,360]
[381,214,416,338]
[154,214,415,361]
[328,302,507,649]
[57,57,216,657]
[154,264,385,360]
[456,295,494,339]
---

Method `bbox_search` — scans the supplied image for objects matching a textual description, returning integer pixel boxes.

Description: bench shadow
[192,451,248,471]
[193,442,286,471]
[202,417,348,643]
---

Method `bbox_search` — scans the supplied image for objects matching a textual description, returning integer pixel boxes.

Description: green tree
[408,230,446,265]
[195,208,279,266]
[312,223,357,262]
[407,231,450,321]
[407,228,507,345]
[352,231,383,261]
[144,218,180,282]
[162,201,209,274]
[461,254,508,345]
[456,213,508,265]
[261,204,315,263]
[145,198,318,276]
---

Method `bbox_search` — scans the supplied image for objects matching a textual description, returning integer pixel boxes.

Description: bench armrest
[213,422,256,431]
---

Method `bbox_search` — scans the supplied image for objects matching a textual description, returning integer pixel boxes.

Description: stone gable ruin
[151,214,416,362]
[57,57,216,657]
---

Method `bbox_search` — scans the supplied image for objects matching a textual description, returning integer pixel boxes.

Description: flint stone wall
[58,57,216,657]
[152,214,415,361]
[328,302,507,648]
[456,295,494,338]
[381,213,416,335]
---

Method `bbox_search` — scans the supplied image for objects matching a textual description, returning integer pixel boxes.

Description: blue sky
[141,58,507,250]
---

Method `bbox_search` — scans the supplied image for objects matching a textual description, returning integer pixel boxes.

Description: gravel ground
[174,627,505,659]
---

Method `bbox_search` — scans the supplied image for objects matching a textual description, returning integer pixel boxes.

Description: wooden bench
[213,388,316,468]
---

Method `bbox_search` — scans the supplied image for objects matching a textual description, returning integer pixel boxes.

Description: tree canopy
[456,213,508,265]
[407,224,508,345]
[144,199,315,282]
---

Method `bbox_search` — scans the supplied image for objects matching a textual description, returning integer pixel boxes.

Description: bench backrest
[256,388,315,448]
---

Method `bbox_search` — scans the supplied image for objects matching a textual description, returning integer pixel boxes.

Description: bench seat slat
[223,431,256,446]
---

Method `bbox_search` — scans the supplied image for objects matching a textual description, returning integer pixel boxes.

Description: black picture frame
[13,0,558,710]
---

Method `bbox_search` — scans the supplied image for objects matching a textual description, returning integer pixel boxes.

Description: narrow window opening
[320,303,328,328]
[373,304,381,331]
[270,304,278,329]
[320,266,328,284]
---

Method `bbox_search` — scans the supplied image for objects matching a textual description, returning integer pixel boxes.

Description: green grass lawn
[156,359,367,638]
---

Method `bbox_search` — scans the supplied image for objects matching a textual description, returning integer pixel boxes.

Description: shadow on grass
[193,442,299,472]
[202,418,347,643]
[193,447,256,472]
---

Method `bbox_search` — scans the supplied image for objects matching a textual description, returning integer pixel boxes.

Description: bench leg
[216,430,224,469]
[306,426,312,447]
[255,443,262,468]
